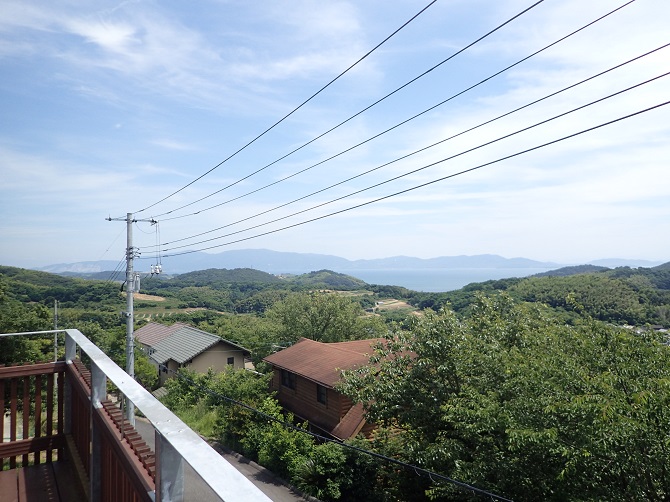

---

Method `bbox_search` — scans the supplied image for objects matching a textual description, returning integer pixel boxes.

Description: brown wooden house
[263,337,379,440]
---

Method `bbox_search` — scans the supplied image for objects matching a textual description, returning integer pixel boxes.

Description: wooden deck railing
[67,358,156,502]
[0,359,156,501]
[0,329,271,502]
[0,361,66,470]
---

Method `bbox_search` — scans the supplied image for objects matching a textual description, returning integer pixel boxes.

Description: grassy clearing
[133,295,193,320]
[173,400,219,438]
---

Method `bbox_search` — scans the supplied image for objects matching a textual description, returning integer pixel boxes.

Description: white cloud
[0,0,668,267]
[63,18,138,55]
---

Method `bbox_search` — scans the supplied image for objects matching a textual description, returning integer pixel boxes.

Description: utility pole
[107,212,156,425]
[124,212,136,424]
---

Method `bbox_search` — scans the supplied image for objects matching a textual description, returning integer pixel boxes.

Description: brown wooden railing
[0,362,66,470]
[66,359,156,502]
[0,359,156,501]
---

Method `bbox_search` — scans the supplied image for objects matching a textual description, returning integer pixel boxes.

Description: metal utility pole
[124,212,136,424]
[107,212,156,425]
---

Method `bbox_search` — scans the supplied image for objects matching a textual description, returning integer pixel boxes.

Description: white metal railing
[0,329,271,502]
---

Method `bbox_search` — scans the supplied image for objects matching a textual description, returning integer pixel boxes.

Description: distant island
[34,250,665,293]
[38,249,566,275]
[38,248,664,275]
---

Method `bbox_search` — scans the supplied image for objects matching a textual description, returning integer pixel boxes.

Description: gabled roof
[263,338,380,388]
[141,323,250,365]
[134,322,189,347]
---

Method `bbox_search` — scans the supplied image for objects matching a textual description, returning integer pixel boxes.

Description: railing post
[64,331,75,435]
[65,331,76,363]
[155,432,184,502]
[90,361,107,501]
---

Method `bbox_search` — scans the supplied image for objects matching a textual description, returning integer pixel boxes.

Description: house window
[227,356,235,366]
[281,369,296,390]
[317,384,327,405]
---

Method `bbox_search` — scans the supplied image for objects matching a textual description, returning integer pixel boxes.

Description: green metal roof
[149,325,249,365]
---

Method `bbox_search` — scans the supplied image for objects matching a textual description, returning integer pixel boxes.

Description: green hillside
[0,265,122,309]
[4,261,669,328]
[283,269,368,290]
[405,263,670,326]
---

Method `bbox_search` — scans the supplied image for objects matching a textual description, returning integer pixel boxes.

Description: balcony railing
[0,329,271,502]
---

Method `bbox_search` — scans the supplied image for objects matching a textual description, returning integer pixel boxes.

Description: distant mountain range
[35,249,664,275]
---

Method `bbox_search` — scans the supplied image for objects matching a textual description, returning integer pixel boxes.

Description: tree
[266,291,386,344]
[204,313,278,365]
[508,274,649,324]
[339,294,670,501]
[293,442,348,501]
[243,399,314,481]
[0,278,53,364]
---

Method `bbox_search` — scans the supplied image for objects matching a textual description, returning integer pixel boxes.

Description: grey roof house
[135,322,251,385]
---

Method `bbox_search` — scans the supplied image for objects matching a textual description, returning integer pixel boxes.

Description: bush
[292,442,348,501]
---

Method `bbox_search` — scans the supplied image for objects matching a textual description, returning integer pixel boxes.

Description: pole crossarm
[106,216,158,223]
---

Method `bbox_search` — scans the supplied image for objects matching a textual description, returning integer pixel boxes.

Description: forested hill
[408,262,670,326]
[0,265,369,311]
[0,265,121,309]
[160,267,283,285]
[533,264,611,276]
[141,268,366,290]
[2,261,669,326]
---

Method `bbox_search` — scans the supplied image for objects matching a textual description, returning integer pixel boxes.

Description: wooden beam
[0,435,66,459]
[0,362,66,378]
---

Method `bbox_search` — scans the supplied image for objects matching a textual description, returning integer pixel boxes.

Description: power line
[148,0,548,219]
[99,225,126,260]
[157,4,652,232]
[161,99,669,258]
[105,255,129,284]
[134,0,439,215]
[160,72,669,253]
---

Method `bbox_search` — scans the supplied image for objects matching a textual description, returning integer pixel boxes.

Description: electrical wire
[134,0,440,215]
[161,99,670,258]
[166,366,514,501]
[147,0,549,219]
[159,72,669,253]
[105,256,128,284]
[157,27,663,236]
[99,226,126,260]
[133,221,154,234]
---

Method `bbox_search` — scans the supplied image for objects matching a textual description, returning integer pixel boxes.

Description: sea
[343,268,557,293]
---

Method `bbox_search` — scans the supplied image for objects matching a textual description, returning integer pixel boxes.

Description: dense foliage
[0,267,155,385]
[265,291,387,344]
[0,273,54,363]
[161,367,381,502]
[339,294,670,501]
[0,265,122,310]
[409,264,670,326]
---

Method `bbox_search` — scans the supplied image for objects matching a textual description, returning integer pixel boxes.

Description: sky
[1,0,668,270]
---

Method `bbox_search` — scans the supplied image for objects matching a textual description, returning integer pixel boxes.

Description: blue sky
[1,0,668,269]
